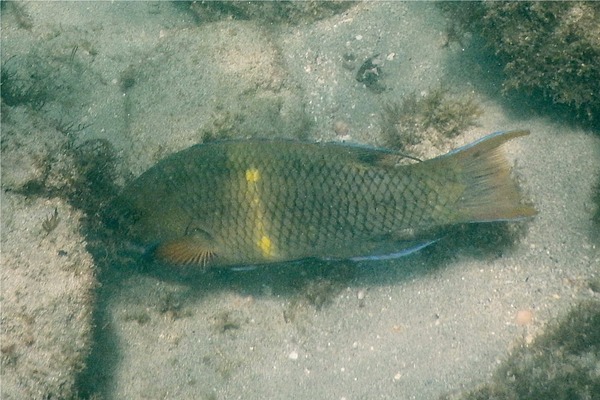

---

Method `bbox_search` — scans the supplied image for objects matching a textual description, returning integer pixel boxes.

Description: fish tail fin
[440,130,537,222]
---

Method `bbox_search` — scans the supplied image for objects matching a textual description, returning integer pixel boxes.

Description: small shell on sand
[515,309,534,325]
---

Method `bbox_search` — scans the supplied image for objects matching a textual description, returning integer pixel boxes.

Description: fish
[107,130,536,268]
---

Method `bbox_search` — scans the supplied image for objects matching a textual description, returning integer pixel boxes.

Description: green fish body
[110,130,536,267]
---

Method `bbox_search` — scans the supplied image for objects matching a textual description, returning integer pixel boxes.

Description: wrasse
[108,130,536,268]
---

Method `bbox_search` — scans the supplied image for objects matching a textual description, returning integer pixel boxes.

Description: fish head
[103,185,187,244]
[104,186,227,267]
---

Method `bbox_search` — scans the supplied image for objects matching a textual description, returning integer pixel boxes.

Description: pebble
[333,120,350,136]
[357,289,366,308]
[515,309,534,325]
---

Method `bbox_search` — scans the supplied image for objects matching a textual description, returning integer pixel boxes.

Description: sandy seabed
[1,2,598,400]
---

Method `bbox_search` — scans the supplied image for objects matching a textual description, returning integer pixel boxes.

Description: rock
[1,193,96,400]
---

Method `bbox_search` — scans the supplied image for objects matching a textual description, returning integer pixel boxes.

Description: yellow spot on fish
[258,235,273,257]
[245,168,260,183]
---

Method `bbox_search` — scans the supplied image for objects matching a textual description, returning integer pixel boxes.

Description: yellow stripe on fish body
[243,166,276,259]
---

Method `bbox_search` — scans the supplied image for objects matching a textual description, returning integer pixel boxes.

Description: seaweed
[439,2,600,123]
[1,56,51,110]
[381,86,482,151]
[1,43,86,114]
[51,116,93,140]
[42,208,60,235]
[17,137,120,224]
[186,0,355,25]
[69,139,120,213]
[444,300,600,400]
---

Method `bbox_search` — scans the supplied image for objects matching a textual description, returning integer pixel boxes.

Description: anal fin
[350,239,438,261]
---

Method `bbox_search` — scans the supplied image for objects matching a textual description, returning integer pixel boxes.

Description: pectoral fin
[154,234,217,267]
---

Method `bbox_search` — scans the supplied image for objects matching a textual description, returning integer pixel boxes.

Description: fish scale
[108,131,536,267]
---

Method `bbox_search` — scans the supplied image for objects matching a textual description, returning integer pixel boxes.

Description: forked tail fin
[438,130,537,222]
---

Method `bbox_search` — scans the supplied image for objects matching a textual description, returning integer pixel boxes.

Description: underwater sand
[1,2,598,400]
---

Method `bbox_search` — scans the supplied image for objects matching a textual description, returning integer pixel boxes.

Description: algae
[185,0,355,25]
[444,300,600,400]
[380,86,482,152]
[440,2,600,123]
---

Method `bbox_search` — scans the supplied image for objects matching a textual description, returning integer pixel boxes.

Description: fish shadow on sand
[75,216,529,398]
[98,215,528,299]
